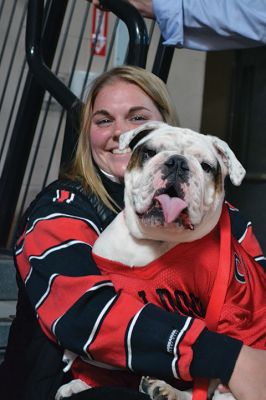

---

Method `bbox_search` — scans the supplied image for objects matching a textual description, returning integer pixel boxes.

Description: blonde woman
[2,66,265,400]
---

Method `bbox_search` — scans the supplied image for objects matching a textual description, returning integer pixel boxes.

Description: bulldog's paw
[55,379,91,399]
[212,389,236,400]
[140,376,192,400]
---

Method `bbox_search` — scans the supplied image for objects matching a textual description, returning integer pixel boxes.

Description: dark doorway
[202,47,266,252]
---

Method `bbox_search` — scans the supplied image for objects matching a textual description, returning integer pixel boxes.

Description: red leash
[192,206,232,400]
[192,378,210,400]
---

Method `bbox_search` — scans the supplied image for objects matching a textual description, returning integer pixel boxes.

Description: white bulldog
[94,121,245,265]
[56,122,247,400]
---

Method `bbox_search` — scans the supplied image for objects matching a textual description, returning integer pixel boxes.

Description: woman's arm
[228,345,266,400]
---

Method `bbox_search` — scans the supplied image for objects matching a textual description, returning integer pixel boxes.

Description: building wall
[0,0,207,237]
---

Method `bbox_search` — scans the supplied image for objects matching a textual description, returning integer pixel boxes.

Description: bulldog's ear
[208,135,246,186]
[119,121,166,151]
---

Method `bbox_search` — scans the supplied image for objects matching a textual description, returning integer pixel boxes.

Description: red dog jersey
[70,204,266,388]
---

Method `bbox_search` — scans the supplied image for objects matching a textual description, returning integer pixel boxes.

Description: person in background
[1,65,265,400]
[92,0,266,50]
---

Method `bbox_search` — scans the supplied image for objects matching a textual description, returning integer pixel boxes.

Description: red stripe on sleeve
[16,251,31,281]
[16,217,98,281]
[25,217,98,256]
[37,275,110,339]
[177,319,206,381]
[88,293,145,368]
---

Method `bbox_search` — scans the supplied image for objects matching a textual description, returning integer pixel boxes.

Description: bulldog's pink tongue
[155,194,187,223]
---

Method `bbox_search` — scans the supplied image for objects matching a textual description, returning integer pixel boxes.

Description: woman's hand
[228,345,266,400]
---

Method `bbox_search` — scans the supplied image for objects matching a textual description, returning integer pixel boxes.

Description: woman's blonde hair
[68,65,178,212]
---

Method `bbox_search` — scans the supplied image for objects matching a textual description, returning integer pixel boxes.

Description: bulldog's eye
[141,148,157,162]
[201,162,213,173]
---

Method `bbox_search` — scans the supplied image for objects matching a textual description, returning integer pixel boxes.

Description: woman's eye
[201,162,213,173]
[142,148,156,162]
[95,118,112,126]
[131,114,147,122]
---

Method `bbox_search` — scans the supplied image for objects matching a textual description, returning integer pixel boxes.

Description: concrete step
[0,253,18,360]
[0,301,16,344]
[0,254,18,300]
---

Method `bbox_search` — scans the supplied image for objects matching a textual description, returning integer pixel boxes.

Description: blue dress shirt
[153,0,266,50]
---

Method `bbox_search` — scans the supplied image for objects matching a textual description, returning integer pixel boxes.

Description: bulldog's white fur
[93,121,245,267]
[56,122,245,400]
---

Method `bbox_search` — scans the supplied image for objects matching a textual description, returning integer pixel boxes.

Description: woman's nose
[113,121,129,138]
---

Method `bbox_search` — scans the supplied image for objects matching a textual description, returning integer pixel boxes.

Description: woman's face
[90,80,163,181]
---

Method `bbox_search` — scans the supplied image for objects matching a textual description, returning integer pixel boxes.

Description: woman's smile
[90,80,163,180]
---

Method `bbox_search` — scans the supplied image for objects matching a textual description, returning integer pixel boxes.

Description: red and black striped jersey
[70,204,266,388]
[14,179,265,387]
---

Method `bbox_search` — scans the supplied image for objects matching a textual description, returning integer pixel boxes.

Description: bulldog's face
[119,122,245,243]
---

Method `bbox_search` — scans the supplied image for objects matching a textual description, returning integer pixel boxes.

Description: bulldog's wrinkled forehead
[119,121,203,153]
[121,121,245,186]
[126,127,210,174]
[127,127,207,156]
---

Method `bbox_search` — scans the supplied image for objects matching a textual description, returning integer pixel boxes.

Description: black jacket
[0,175,125,400]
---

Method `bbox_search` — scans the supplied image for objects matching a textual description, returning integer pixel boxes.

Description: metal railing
[0,0,69,247]
[0,0,175,248]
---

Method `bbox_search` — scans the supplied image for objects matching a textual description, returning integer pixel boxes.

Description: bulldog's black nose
[163,155,189,182]
[165,155,189,172]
